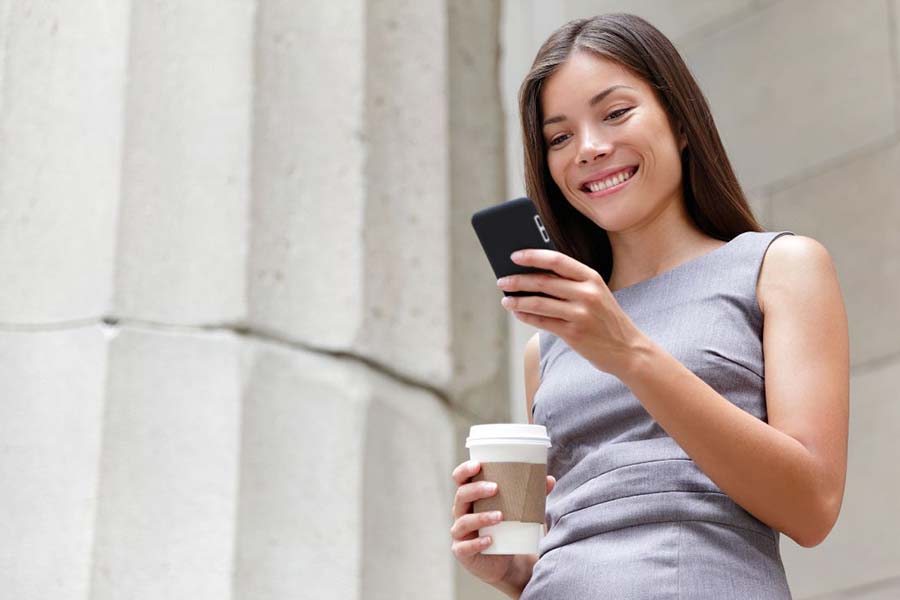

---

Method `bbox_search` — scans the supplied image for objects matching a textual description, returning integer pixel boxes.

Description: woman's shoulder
[756,234,838,316]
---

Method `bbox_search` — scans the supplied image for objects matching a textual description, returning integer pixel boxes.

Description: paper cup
[465,423,552,554]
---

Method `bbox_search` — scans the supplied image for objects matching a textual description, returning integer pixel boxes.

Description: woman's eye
[547,108,633,147]
[605,107,633,121]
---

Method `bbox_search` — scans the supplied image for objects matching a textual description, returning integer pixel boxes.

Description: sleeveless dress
[520,230,795,599]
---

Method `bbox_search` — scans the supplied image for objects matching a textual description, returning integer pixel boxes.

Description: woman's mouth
[579,165,639,199]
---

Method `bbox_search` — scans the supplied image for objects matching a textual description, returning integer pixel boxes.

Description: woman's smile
[579,165,639,199]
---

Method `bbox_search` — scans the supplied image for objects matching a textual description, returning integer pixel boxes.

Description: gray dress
[521,230,795,599]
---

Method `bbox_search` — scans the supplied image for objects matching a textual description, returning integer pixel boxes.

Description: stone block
[249,0,508,420]
[681,0,895,190]
[360,361,456,600]
[780,358,900,597]
[234,338,456,599]
[447,0,510,415]
[769,142,900,368]
[0,326,107,598]
[90,327,241,599]
[247,0,368,355]
[0,2,128,322]
[114,0,254,324]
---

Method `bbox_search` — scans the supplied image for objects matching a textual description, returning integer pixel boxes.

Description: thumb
[546,475,556,495]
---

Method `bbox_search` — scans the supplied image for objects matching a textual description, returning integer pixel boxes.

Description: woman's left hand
[497,249,648,378]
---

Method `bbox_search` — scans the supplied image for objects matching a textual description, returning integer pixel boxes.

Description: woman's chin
[584,203,644,233]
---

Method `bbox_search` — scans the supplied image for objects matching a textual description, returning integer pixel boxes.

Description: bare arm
[525,332,540,428]
[618,236,849,547]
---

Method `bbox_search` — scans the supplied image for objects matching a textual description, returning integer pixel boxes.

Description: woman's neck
[606,219,722,292]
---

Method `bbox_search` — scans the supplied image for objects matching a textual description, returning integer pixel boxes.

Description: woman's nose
[576,130,613,164]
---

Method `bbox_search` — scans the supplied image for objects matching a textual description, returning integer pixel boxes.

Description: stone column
[113,0,254,324]
[0,1,508,598]
[0,1,128,598]
[241,0,507,599]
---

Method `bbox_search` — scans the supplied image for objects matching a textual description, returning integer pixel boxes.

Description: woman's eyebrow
[542,84,636,127]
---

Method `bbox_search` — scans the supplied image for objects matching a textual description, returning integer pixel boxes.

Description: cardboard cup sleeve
[471,461,547,523]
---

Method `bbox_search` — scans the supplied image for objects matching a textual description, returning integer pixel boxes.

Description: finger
[450,509,503,540]
[511,249,597,282]
[452,479,498,520]
[546,475,555,495]
[451,460,480,486]
[504,293,580,321]
[451,461,481,521]
[498,273,580,300]
[451,534,493,558]
[511,309,568,335]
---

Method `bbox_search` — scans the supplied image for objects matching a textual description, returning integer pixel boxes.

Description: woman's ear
[678,124,687,151]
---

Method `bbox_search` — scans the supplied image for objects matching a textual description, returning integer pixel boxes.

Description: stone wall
[0,1,506,598]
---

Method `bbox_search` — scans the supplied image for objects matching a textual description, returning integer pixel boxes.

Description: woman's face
[539,50,686,233]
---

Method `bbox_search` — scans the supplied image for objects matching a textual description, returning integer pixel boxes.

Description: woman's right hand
[450,459,556,587]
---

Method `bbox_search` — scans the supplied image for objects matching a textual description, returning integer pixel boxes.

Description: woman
[450,13,849,599]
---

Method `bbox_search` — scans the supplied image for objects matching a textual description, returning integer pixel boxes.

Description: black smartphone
[470,197,560,299]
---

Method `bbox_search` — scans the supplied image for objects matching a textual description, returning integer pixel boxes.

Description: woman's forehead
[541,55,646,116]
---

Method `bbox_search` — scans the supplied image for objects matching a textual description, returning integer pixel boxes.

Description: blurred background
[0,0,896,598]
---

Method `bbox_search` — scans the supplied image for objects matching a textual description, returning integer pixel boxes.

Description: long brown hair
[518,13,763,283]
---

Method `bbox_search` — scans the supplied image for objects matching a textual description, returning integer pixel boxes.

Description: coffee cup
[465,423,552,554]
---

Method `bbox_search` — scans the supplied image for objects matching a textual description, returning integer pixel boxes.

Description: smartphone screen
[470,197,560,299]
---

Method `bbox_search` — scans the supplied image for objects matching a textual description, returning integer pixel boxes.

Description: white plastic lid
[465,423,551,448]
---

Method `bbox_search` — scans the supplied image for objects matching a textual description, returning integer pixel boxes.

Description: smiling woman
[538,52,690,251]
[448,11,849,600]
[518,14,763,287]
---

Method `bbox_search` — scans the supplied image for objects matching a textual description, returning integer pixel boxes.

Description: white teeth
[586,168,635,193]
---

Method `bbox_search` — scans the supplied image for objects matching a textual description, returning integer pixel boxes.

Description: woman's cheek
[548,154,568,188]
